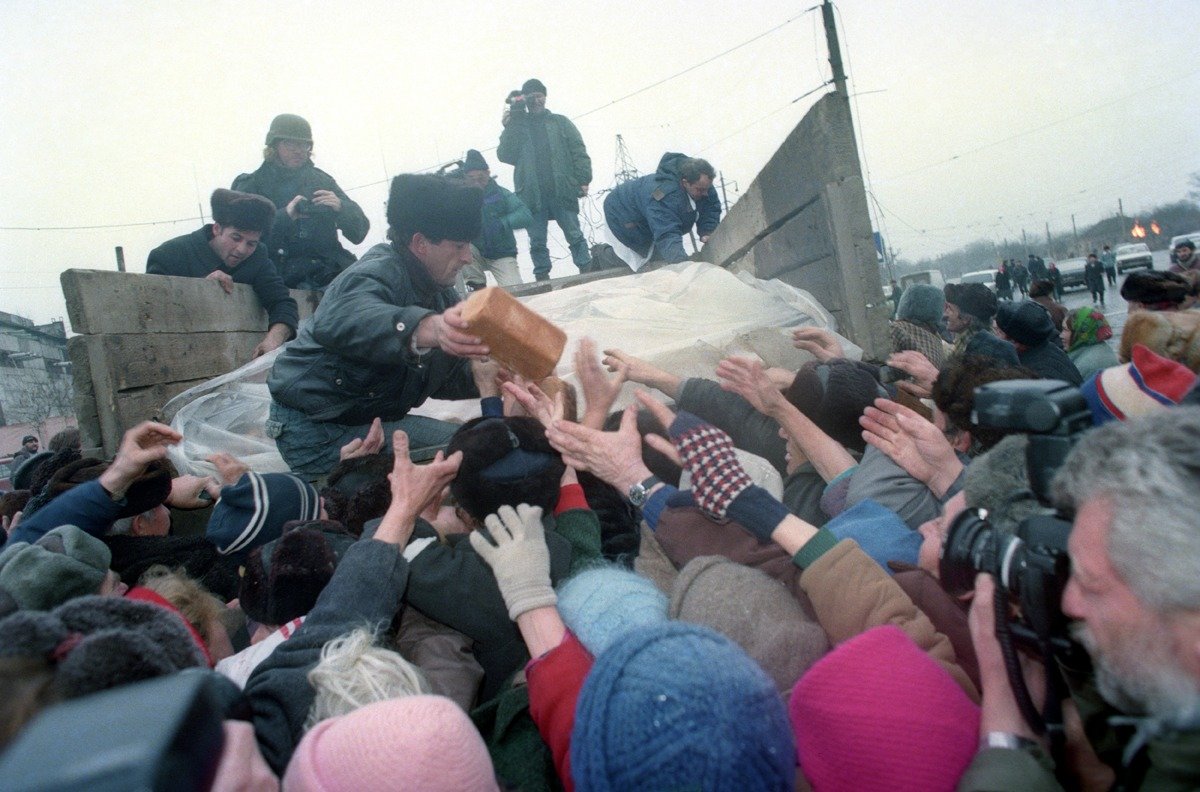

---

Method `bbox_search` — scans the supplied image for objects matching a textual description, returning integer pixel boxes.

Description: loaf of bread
[460,287,566,380]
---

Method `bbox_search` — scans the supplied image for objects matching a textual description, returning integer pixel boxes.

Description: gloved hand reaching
[469,504,557,620]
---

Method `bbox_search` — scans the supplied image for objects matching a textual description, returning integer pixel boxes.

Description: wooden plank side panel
[97,332,263,390]
[62,269,321,335]
[66,336,103,451]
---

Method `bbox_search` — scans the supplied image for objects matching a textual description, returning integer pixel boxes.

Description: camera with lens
[506,90,527,112]
[939,379,1092,739]
[940,379,1091,644]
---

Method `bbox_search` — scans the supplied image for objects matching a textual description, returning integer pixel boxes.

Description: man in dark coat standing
[603,152,721,269]
[148,189,298,358]
[233,114,369,290]
[497,79,593,280]
[266,174,488,479]
[1084,252,1107,307]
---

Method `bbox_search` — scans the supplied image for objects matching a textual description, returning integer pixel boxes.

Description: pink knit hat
[790,625,979,792]
[283,695,499,792]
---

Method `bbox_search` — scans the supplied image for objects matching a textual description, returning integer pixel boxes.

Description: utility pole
[1045,222,1051,254]
[1021,228,1028,256]
[821,1,848,95]
[613,134,639,184]
[114,246,126,273]
[1071,214,1079,247]
[718,171,731,213]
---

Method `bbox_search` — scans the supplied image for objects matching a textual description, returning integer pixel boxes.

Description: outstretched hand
[502,378,564,430]
[860,397,962,497]
[576,338,627,428]
[792,327,845,361]
[469,504,557,620]
[887,350,940,399]
[546,404,648,493]
[375,430,462,545]
[101,421,182,497]
[339,417,385,461]
[716,356,787,417]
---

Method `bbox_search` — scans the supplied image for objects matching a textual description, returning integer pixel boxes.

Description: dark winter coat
[994,301,1083,385]
[267,243,478,425]
[1084,259,1107,292]
[497,110,591,214]
[232,160,369,288]
[147,226,299,331]
[602,152,723,263]
[476,178,533,260]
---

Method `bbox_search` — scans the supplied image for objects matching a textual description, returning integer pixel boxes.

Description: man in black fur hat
[267,174,490,479]
[148,188,298,358]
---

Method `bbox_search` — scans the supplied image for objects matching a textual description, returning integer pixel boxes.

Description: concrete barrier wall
[61,269,320,456]
[699,94,890,360]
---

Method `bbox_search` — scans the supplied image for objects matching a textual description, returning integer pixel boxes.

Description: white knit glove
[469,504,557,620]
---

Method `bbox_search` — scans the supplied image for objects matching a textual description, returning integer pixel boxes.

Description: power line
[1,216,202,232]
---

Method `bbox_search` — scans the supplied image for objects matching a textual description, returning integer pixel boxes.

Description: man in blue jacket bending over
[603,153,721,270]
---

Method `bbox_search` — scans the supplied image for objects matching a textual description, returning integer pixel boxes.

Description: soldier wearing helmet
[232,114,370,290]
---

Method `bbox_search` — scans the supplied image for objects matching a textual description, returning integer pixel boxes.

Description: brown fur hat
[1119,310,1200,372]
[210,189,276,234]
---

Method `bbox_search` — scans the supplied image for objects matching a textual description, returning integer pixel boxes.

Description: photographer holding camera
[497,79,593,281]
[959,407,1200,790]
[233,113,370,290]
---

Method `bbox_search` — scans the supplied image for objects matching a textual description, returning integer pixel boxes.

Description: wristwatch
[627,475,662,507]
[979,732,1039,752]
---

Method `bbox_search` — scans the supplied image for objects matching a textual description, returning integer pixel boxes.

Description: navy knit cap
[205,472,321,557]
[570,622,795,791]
[463,149,489,173]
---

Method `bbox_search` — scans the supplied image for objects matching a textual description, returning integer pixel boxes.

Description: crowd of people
[4,142,1200,790]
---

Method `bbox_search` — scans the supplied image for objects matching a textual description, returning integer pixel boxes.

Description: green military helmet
[265,114,313,146]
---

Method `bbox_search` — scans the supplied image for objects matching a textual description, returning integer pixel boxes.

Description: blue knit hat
[571,622,795,791]
[206,472,321,557]
[556,566,668,656]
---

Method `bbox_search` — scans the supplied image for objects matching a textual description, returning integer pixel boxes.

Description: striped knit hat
[206,472,321,557]
[1080,344,1196,425]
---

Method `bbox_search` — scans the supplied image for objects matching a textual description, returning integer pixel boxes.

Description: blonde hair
[137,565,225,650]
[305,627,431,729]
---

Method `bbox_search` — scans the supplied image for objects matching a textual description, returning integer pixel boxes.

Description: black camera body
[941,379,1090,653]
[506,90,527,112]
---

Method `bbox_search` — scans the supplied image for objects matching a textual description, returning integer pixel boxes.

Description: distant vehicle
[1055,257,1089,291]
[955,269,997,291]
[1114,242,1153,273]
[1169,232,1200,265]
[899,270,946,290]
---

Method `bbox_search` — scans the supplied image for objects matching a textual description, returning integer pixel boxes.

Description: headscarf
[1066,306,1112,352]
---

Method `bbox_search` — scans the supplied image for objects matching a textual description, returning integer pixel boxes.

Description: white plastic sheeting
[164,262,856,476]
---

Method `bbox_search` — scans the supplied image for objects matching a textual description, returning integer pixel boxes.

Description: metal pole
[115,246,126,273]
[718,171,730,213]
[1071,214,1079,247]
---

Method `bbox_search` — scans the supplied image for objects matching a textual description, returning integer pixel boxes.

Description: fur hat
[206,472,321,557]
[284,695,499,792]
[994,300,1056,347]
[669,555,828,694]
[1080,344,1196,426]
[0,525,111,611]
[463,149,489,172]
[961,434,1053,533]
[895,283,944,326]
[1120,270,1190,309]
[386,173,483,244]
[571,622,795,791]
[790,625,979,792]
[11,450,54,492]
[24,457,172,520]
[0,595,206,699]
[211,189,277,235]
[783,359,885,452]
[1029,279,1055,299]
[944,282,998,323]
[1177,238,1197,251]
[556,565,668,656]
[1119,310,1200,372]
[521,78,547,95]
[238,523,353,626]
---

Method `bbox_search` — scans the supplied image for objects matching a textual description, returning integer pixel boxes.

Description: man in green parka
[497,79,592,281]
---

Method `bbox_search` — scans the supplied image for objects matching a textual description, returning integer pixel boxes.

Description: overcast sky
[1,0,1196,327]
